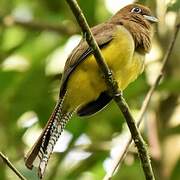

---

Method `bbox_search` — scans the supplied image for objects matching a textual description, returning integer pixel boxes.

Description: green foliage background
[0,0,179,180]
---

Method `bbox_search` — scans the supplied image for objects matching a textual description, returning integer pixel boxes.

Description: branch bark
[65,0,155,180]
[0,152,27,180]
[104,22,180,180]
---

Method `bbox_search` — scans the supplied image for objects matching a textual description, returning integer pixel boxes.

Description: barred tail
[25,99,73,179]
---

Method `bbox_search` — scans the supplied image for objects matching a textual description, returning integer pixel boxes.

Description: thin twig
[104,22,180,179]
[0,152,27,180]
[65,0,155,180]
[2,15,78,36]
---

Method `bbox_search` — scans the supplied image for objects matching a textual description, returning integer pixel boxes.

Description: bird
[25,3,158,178]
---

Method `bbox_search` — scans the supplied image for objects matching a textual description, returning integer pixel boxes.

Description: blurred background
[0,0,179,179]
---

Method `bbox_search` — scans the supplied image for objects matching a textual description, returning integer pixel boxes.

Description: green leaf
[1,26,26,51]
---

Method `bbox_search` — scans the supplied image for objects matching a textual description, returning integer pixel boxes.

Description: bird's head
[110,4,158,52]
[111,4,158,26]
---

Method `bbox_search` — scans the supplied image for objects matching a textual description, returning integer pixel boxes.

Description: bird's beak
[143,15,158,23]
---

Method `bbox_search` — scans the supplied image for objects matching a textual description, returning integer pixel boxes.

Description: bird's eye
[131,7,141,13]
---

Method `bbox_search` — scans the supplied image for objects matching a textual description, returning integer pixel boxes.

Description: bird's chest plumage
[102,26,145,90]
[64,26,145,110]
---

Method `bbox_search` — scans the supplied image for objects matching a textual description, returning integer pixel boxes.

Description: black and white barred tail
[25,99,73,179]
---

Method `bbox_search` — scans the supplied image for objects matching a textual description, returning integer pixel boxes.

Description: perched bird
[25,3,157,178]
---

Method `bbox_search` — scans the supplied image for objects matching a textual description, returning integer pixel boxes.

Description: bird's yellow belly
[63,26,145,111]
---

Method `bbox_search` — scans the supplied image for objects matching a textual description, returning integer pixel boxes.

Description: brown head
[110,4,158,53]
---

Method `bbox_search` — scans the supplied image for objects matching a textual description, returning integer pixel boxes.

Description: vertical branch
[0,152,27,180]
[65,0,155,180]
[104,23,180,179]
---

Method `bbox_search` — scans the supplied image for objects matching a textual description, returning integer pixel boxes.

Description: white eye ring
[131,7,142,13]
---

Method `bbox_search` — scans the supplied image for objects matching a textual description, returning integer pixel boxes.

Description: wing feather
[59,23,116,98]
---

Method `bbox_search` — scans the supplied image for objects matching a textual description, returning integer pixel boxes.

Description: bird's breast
[63,25,145,111]
[102,25,145,90]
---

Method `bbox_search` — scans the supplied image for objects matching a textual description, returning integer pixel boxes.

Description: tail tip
[24,156,34,170]
[38,161,46,179]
